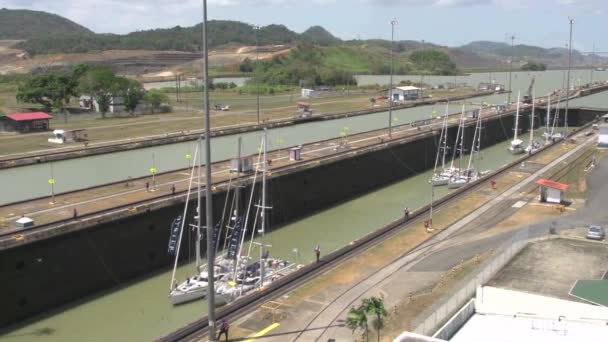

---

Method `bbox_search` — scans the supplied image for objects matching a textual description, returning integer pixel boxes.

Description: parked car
[586,225,605,241]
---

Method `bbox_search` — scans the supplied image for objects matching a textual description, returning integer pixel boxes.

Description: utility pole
[507,35,516,105]
[388,19,397,139]
[202,0,216,340]
[565,18,574,135]
[254,25,260,125]
[419,39,425,99]
[590,43,595,84]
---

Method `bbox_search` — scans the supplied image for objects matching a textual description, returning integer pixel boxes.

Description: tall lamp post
[419,39,425,98]
[388,19,397,139]
[564,18,574,135]
[202,0,216,340]
[254,25,261,125]
[507,35,515,104]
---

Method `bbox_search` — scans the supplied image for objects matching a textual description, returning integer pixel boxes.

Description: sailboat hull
[169,284,207,305]
[508,146,525,154]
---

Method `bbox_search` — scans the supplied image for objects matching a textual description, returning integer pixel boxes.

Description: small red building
[536,178,569,204]
[0,112,53,133]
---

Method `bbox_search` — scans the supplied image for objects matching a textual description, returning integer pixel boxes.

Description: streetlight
[507,35,516,104]
[201,0,216,339]
[564,18,574,135]
[48,162,56,204]
[419,39,425,98]
[389,19,397,139]
[253,25,261,125]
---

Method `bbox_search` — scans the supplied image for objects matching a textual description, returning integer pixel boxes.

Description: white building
[301,88,319,99]
[598,124,608,147]
[389,86,421,101]
[80,95,146,114]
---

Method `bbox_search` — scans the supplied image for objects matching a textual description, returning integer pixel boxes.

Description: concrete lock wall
[0,109,597,327]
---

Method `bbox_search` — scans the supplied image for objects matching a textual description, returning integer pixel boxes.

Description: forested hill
[0,8,92,40]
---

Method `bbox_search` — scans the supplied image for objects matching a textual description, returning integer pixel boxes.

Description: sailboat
[167,141,211,305]
[431,103,453,186]
[525,92,540,153]
[448,105,486,189]
[544,92,564,143]
[508,91,525,154]
[214,130,297,306]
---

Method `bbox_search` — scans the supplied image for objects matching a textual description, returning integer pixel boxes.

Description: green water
[2,70,606,205]
[0,129,545,342]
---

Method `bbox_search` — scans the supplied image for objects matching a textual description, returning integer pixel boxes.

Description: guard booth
[230,156,253,173]
[536,178,568,204]
[289,147,301,161]
[15,217,35,229]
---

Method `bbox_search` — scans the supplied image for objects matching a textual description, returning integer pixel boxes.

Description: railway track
[159,121,597,342]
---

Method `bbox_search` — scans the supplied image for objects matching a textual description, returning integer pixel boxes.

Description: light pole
[507,35,515,104]
[564,18,574,135]
[254,25,260,125]
[419,39,425,98]
[48,162,56,204]
[389,19,397,139]
[202,0,216,340]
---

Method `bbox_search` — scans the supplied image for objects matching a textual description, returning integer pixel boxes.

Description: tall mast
[259,129,268,287]
[513,91,521,141]
[169,146,199,291]
[564,18,574,136]
[450,104,465,171]
[466,107,480,175]
[432,110,445,175]
[475,105,482,173]
[441,102,449,169]
[196,137,202,269]
[529,91,535,147]
[546,93,551,144]
[458,108,465,171]
[202,0,216,337]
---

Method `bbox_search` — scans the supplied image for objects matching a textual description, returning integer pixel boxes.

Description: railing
[410,227,555,338]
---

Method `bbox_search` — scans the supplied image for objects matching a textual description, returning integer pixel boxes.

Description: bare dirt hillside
[0,43,291,78]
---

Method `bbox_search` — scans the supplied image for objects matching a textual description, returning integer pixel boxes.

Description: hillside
[0,8,91,40]
[301,26,341,46]
[1,8,606,77]
[15,19,301,55]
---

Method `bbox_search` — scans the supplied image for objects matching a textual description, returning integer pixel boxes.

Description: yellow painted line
[243,322,280,342]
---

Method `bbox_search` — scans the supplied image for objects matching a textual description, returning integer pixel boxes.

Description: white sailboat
[168,142,210,305]
[508,91,525,154]
[448,105,486,189]
[215,130,298,306]
[525,92,540,153]
[431,103,452,186]
[543,93,564,143]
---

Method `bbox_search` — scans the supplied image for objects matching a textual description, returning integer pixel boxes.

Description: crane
[522,76,535,104]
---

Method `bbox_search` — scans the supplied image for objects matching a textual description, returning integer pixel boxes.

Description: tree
[115,78,144,115]
[144,89,169,113]
[78,66,117,118]
[361,296,389,342]
[16,72,78,112]
[346,306,369,341]
[521,62,546,71]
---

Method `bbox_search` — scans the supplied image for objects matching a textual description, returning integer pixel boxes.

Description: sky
[2,0,607,52]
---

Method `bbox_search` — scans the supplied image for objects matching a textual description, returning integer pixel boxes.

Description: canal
[0,128,556,342]
[2,70,607,205]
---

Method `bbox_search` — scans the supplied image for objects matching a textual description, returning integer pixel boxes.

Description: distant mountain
[0,8,92,40]
[301,26,341,46]
[1,8,605,73]
[459,40,594,69]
